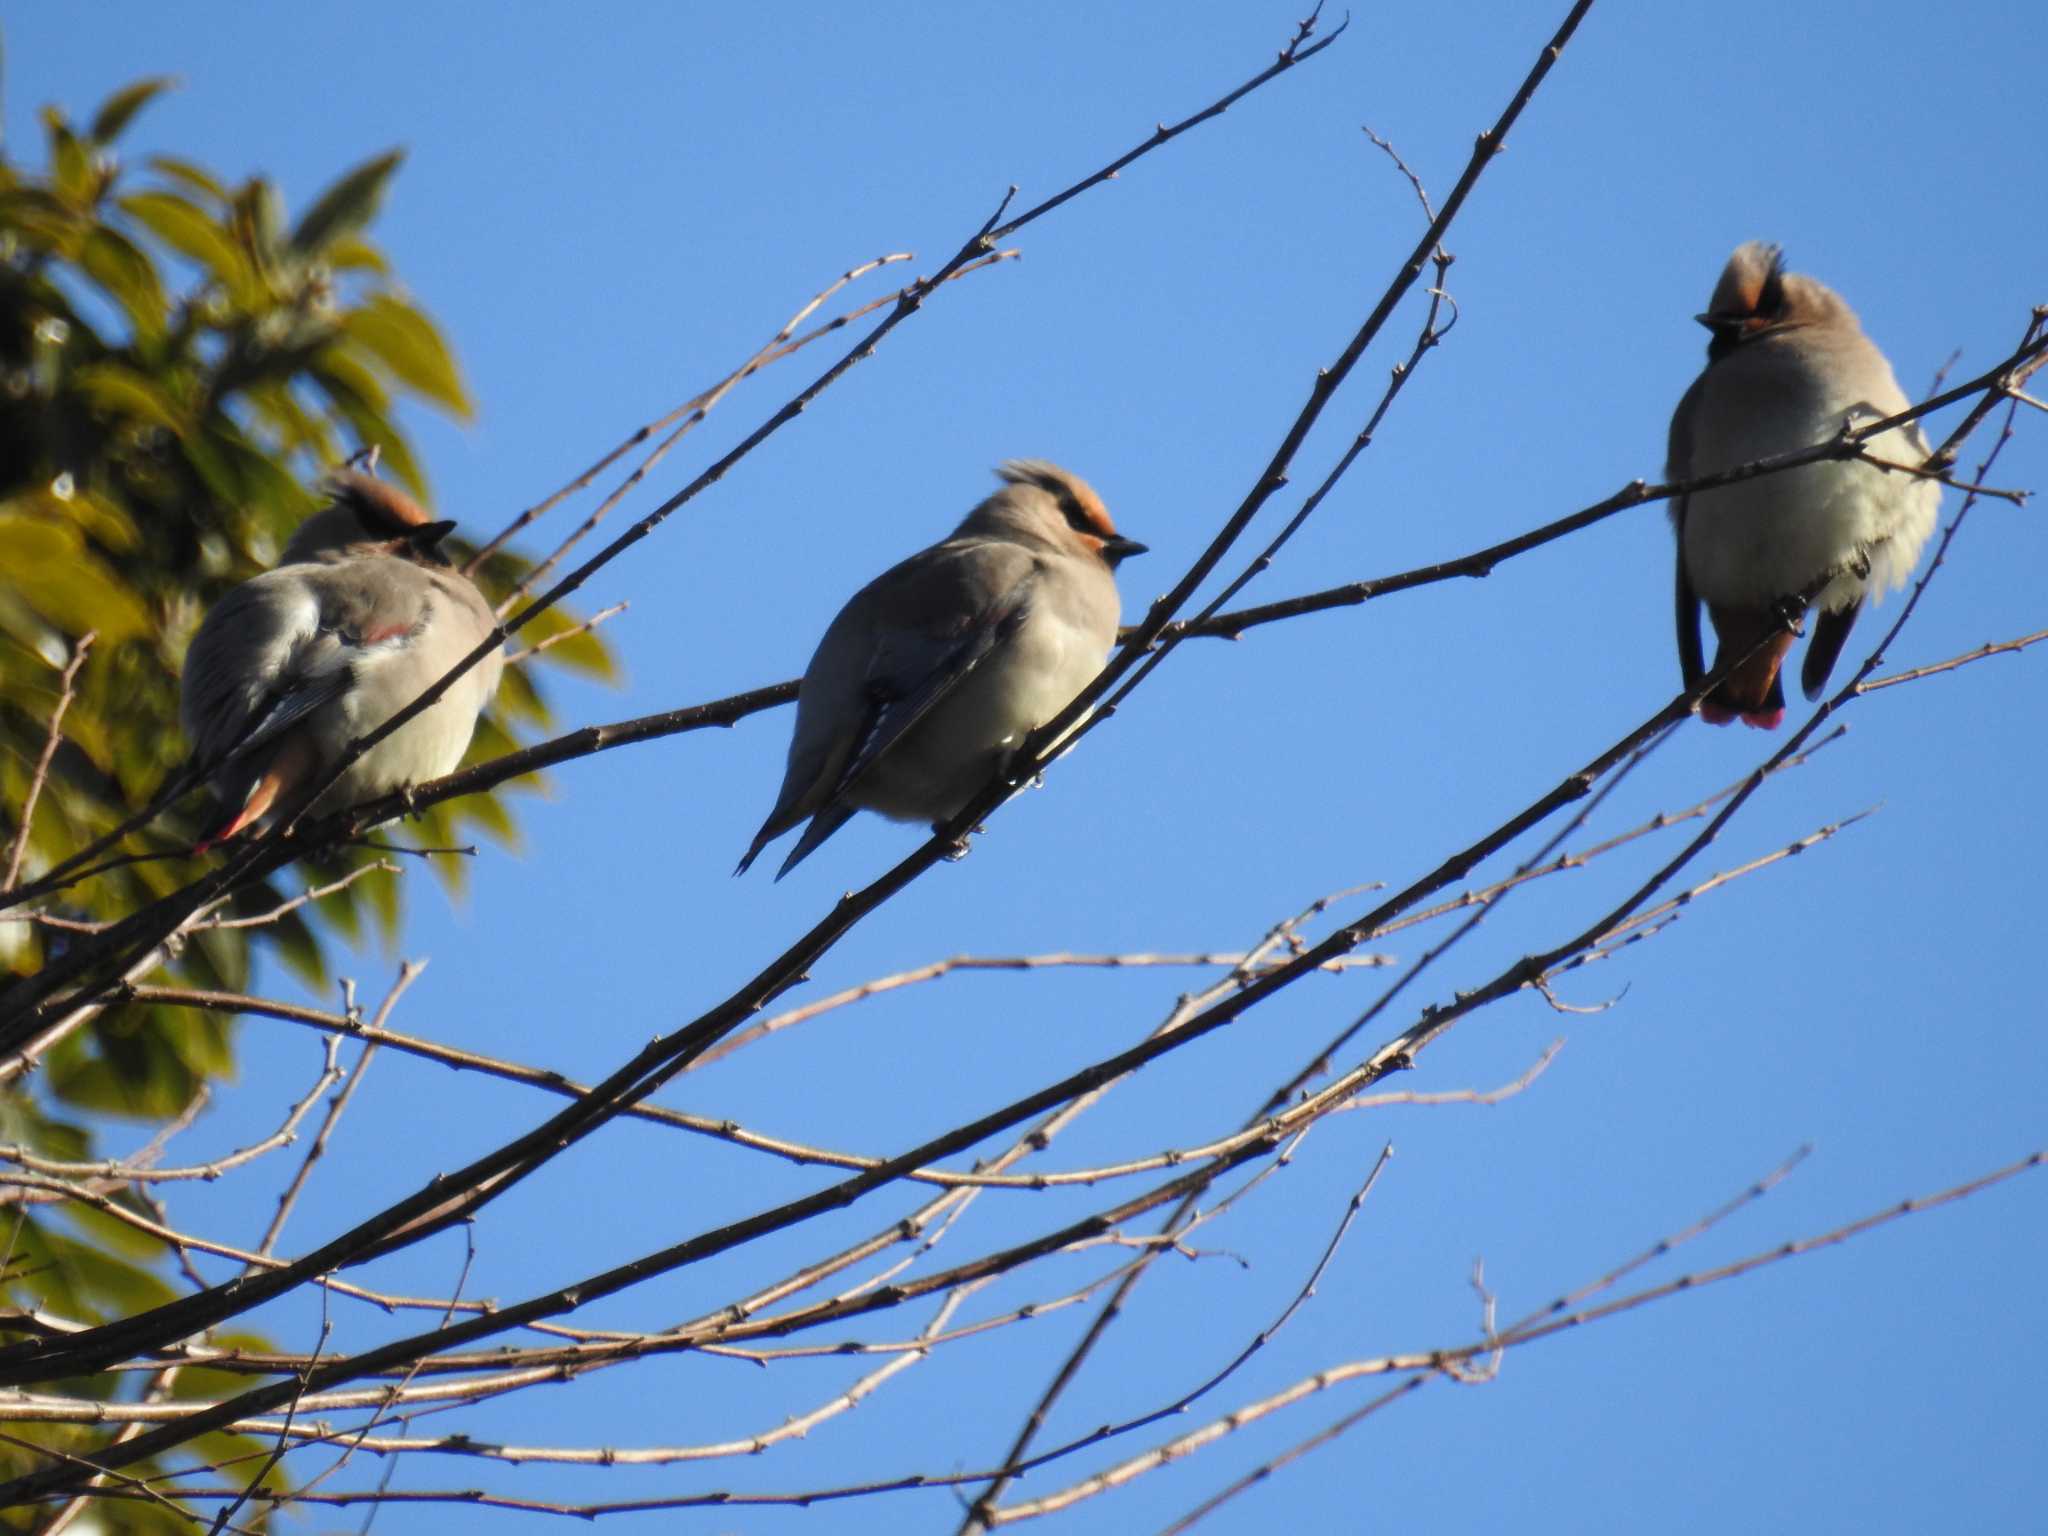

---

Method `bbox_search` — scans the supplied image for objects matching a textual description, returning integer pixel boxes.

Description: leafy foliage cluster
[0,75,616,1525]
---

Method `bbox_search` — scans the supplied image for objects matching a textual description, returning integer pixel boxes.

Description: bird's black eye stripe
[1059,496,1096,535]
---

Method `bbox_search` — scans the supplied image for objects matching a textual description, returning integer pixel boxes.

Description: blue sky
[9,2,2046,1531]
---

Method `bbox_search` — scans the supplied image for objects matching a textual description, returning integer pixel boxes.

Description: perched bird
[180,470,504,848]
[738,459,1146,878]
[1668,242,1939,728]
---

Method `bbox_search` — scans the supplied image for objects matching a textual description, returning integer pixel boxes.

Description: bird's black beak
[1100,535,1148,567]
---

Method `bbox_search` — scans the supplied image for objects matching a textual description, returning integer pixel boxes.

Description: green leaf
[169,1363,263,1401]
[186,926,263,1001]
[88,76,178,144]
[2,1218,90,1319]
[146,152,229,204]
[343,293,473,419]
[79,226,168,339]
[0,183,85,252]
[312,356,426,496]
[41,108,93,208]
[312,344,392,413]
[66,1197,173,1264]
[234,175,285,271]
[465,714,549,800]
[167,1009,234,1080]
[119,188,251,298]
[0,1096,90,1162]
[70,360,185,434]
[361,856,402,932]
[214,433,321,532]
[323,232,390,274]
[176,422,242,508]
[415,804,473,900]
[455,791,520,853]
[39,1222,180,1315]
[467,712,517,758]
[290,148,402,255]
[51,1046,198,1121]
[168,1330,281,1404]
[0,505,74,565]
[265,904,329,988]
[492,655,549,727]
[244,380,335,460]
[177,425,319,536]
[63,487,142,553]
[0,505,153,643]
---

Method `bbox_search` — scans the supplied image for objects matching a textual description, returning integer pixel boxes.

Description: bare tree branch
[3,632,93,894]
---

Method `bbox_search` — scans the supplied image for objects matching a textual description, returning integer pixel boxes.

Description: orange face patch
[332,471,437,535]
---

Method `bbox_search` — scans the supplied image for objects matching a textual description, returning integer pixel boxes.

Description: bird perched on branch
[180,469,503,848]
[1668,241,1939,728]
[738,459,1146,879]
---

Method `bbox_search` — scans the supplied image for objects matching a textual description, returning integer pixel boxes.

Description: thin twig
[502,602,629,666]
[0,1041,335,1190]
[81,1149,2037,1524]
[3,632,93,893]
[1857,626,2048,692]
[252,965,422,1262]
[462,254,918,575]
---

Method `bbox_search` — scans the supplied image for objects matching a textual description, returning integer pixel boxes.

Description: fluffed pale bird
[1668,242,1939,727]
[738,459,1146,879]
[180,470,504,848]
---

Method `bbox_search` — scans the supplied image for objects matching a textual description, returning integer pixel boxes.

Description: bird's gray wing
[1674,543,1705,693]
[767,801,860,881]
[182,564,429,771]
[1668,377,1707,692]
[832,569,1039,804]
[770,568,1040,879]
[182,575,329,769]
[1800,602,1861,700]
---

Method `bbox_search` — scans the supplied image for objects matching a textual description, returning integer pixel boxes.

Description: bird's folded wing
[1674,520,1705,692]
[185,567,429,769]
[1667,384,1706,692]
[221,668,357,767]
[736,544,1043,878]
[829,564,1040,805]
[182,576,325,768]
[1801,600,1860,700]
[768,571,1037,879]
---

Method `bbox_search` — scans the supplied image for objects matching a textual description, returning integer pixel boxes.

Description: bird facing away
[180,470,504,848]
[1668,242,1939,728]
[738,459,1147,879]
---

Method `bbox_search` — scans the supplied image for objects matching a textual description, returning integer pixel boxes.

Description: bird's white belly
[1684,410,1937,611]
[855,611,1108,823]
[310,667,495,814]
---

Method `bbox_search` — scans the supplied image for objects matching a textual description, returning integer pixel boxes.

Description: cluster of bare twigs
[3,0,2046,1529]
